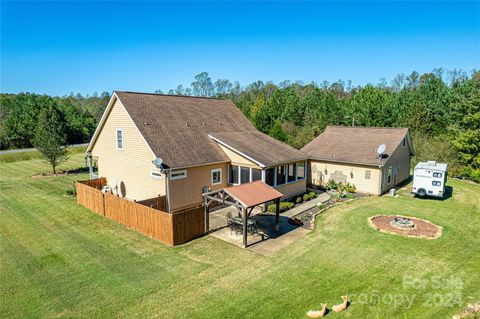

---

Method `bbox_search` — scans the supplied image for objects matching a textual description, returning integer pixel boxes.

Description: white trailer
[412,161,448,198]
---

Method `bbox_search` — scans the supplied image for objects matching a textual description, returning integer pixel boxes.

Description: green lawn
[0,146,87,164]
[1,154,479,318]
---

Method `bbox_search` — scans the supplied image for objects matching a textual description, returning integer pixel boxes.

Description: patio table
[230,217,256,226]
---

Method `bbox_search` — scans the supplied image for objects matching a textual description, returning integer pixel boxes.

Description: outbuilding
[301,126,414,195]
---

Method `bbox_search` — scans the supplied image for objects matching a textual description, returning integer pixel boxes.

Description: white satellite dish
[153,157,163,167]
[377,144,386,156]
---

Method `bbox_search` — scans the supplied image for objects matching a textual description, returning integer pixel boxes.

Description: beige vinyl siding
[380,136,412,192]
[91,98,166,201]
[217,144,262,168]
[275,179,306,198]
[169,163,229,212]
[309,160,382,195]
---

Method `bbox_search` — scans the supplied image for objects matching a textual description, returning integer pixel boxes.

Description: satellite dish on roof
[377,144,386,155]
[153,158,163,168]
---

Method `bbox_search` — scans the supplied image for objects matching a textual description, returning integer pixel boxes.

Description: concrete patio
[208,192,330,256]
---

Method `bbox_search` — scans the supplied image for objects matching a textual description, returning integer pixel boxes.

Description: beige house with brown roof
[86,92,308,213]
[302,126,414,195]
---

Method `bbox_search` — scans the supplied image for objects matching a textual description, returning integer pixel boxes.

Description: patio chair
[247,218,258,236]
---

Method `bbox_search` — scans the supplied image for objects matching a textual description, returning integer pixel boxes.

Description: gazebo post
[204,198,209,233]
[242,207,248,248]
[275,198,280,232]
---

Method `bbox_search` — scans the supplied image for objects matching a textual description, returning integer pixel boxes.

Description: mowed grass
[0,146,86,163]
[1,154,479,319]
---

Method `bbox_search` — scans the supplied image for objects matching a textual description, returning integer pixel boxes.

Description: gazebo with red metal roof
[202,181,283,248]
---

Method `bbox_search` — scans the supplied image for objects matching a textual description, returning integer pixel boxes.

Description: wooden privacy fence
[76,179,105,215]
[76,179,204,246]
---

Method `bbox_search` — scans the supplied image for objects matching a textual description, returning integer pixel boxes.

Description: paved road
[0,143,88,154]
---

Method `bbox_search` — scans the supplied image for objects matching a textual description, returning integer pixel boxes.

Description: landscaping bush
[296,197,303,204]
[267,201,294,213]
[308,191,317,200]
[335,182,356,194]
[303,194,309,201]
[326,180,338,190]
[345,183,356,193]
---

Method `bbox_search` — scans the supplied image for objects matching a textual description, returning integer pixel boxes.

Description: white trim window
[365,170,371,180]
[116,128,123,150]
[150,171,163,179]
[211,168,222,185]
[171,169,187,180]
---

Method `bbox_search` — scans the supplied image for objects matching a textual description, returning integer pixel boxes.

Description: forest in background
[1,69,479,182]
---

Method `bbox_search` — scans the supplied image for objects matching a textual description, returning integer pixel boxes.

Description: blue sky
[1,1,479,96]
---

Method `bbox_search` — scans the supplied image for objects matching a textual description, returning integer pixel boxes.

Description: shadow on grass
[414,185,453,201]
[31,166,89,178]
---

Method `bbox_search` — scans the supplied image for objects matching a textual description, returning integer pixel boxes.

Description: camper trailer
[412,161,448,198]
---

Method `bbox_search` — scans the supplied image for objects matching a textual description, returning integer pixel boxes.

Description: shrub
[267,201,294,213]
[326,179,338,190]
[346,183,356,193]
[303,194,309,201]
[308,191,317,199]
[296,197,303,204]
[462,167,480,183]
[66,186,76,196]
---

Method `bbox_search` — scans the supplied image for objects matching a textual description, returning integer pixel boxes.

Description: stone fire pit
[368,215,442,239]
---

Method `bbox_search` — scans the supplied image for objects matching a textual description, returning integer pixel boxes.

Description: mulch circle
[368,215,442,239]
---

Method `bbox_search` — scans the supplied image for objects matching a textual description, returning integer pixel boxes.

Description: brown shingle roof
[209,130,308,167]
[115,91,256,169]
[301,126,411,167]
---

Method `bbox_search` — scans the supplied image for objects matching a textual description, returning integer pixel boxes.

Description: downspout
[378,165,384,194]
[86,151,93,179]
[165,169,171,213]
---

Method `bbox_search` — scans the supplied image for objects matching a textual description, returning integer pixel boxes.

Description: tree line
[0,70,478,181]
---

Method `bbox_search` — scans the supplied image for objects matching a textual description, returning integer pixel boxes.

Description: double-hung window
[116,128,123,150]
[211,168,222,185]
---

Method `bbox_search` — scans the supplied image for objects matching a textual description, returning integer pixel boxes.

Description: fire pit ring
[368,215,442,239]
[390,217,416,230]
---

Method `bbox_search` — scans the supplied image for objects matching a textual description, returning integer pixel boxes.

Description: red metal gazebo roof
[224,181,283,208]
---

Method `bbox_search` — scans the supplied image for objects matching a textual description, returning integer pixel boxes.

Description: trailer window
[432,181,441,186]
[433,172,442,178]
